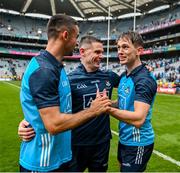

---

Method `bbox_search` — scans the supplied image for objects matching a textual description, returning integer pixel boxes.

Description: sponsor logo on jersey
[83,91,109,109]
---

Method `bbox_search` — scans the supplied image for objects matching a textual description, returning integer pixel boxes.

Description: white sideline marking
[3,82,180,167]
[153,150,180,167]
[3,81,21,89]
[111,130,180,167]
[111,130,119,136]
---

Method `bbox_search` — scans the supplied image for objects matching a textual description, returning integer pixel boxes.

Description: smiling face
[117,36,143,71]
[116,32,144,70]
[117,37,138,65]
[80,41,104,72]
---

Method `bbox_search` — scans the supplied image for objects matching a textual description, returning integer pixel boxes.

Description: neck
[81,61,98,72]
[46,39,64,63]
[127,58,142,75]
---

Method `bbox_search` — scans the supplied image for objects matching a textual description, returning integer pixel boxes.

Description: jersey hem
[72,137,111,146]
[19,155,72,172]
[120,140,154,146]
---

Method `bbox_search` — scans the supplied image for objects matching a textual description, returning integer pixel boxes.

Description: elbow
[45,124,64,135]
[133,121,143,129]
[133,113,146,128]
[46,126,58,135]
[48,128,58,135]
[133,119,145,129]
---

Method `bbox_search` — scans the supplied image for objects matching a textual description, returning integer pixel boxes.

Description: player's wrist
[86,107,97,117]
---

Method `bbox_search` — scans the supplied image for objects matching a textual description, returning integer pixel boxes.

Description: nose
[118,47,123,54]
[76,41,79,47]
[118,51,123,57]
[100,53,103,59]
[118,48,124,57]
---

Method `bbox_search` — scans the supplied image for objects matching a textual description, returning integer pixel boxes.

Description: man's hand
[18,119,35,141]
[90,89,112,116]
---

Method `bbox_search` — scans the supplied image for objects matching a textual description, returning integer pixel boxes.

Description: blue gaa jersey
[20,50,72,171]
[118,64,157,146]
[68,63,120,145]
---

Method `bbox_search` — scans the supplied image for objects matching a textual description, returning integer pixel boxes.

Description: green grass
[0,81,23,171]
[0,81,180,172]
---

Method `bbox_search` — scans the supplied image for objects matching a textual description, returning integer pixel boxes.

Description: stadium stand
[0,4,179,93]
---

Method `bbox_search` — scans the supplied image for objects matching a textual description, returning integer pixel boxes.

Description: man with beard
[19,16,111,172]
[68,36,120,172]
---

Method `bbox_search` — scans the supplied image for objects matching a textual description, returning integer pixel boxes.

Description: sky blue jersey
[19,50,72,171]
[118,64,157,146]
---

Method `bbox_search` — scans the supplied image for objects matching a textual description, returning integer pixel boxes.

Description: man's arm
[39,94,111,135]
[109,101,150,128]
[18,89,111,138]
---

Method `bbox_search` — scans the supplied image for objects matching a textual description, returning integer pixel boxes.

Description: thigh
[118,142,154,172]
[88,141,110,172]
[68,145,89,172]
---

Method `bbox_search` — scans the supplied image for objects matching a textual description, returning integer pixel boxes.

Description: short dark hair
[117,31,144,47]
[79,35,102,49]
[47,14,78,39]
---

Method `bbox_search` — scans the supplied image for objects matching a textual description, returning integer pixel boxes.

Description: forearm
[41,107,97,135]
[54,108,97,133]
[40,96,111,134]
[109,107,145,128]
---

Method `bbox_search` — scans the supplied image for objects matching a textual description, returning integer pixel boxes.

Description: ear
[62,30,69,41]
[79,48,85,55]
[137,46,143,55]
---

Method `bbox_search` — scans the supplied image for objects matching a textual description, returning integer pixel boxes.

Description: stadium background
[0,0,179,172]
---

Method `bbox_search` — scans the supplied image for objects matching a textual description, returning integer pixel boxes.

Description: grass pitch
[0,81,179,172]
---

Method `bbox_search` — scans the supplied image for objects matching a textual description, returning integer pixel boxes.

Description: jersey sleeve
[29,68,60,109]
[110,71,120,87]
[134,76,157,105]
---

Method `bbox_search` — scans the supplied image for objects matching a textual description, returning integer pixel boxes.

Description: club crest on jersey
[77,83,87,89]
[124,86,130,94]
[62,81,68,87]
[106,80,111,88]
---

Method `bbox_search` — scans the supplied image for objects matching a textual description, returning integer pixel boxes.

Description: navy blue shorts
[118,142,154,172]
[20,160,72,172]
[69,140,110,172]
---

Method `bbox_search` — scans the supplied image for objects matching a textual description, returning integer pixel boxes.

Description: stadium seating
[0,5,179,88]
